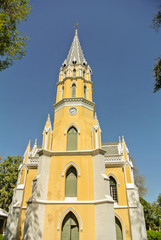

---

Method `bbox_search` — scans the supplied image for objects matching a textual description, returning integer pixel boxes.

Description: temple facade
[5,29,147,240]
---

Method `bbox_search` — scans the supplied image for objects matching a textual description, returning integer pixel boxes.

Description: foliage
[131,156,148,197]
[141,194,161,231]
[0,234,4,240]
[153,5,161,31]
[147,230,161,240]
[0,156,22,211]
[0,0,31,71]
[153,5,161,92]
[140,197,156,230]
[153,59,161,93]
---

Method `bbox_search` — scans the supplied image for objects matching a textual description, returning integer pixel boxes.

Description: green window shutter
[115,217,123,240]
[65,167,77,197]
[67,127,77,151]
[61,212,79,240]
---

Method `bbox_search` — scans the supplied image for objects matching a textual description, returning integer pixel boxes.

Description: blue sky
[0,0,161,203]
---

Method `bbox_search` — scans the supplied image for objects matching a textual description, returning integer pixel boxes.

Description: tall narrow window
[83,71,85,78]
[73,69,76,77]
[84,85,87,99]
[61,211,79,240]
[115,217,123,240]
[109,176,118,202]
[61,86,64,99]
[67,127,77,150]
[65,166,77,197]
[72,84,76,98]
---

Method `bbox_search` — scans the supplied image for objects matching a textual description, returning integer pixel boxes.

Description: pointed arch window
[73,69,76,77]
[83,70,85,78]
[61,211,79,240]
[115,217,123,240]
[84,85,87,99]
[67,127,77,150]
[65,166,77,197]
[109,176,118,202]
[72,84,76,98]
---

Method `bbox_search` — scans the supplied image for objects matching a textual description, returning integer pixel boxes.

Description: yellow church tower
[5,28,147,240]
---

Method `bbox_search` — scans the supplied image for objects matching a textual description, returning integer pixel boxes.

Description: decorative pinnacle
[119,136,121,143]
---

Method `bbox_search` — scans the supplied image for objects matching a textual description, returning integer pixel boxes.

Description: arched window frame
[61,85,64,99]
[115,214,126,240]
[109,175,118,202]
[57,207,83,231]
[83,70,85,78]
[72,83,76,98]
[66,126,78,151]
[65,166,77,198]
[84,85,87,99]
[73,69,76,77]
[64,123,80,135]
[62,162,81,177]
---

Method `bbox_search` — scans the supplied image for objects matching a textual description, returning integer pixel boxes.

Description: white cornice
[27,198,114,205]
[54,97,95,112]
[38,148,106,157]
[57,77,93,86]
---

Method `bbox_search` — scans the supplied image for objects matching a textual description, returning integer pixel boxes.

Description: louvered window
[65,167,77,197]
[109,176,118,202]
[72,84,76,98]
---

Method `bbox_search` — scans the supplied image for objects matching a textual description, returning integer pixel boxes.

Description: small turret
[23,140,31,164]
[42,114,53,150]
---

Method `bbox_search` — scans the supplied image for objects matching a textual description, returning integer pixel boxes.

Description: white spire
[62,28,87,67]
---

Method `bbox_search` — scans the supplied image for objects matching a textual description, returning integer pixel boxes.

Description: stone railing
[104,155,122,163]
[27,157,39,165]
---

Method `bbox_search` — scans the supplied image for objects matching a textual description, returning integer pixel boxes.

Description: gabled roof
[63,29,87,67]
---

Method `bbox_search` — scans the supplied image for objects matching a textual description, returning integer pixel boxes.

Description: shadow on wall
[128,188,147,240]
[23,202,42,240]
[4,205,20,240]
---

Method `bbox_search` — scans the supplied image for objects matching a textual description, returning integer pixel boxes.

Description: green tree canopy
[153,5,161,92]
[0,0,31,71]
[0,156,22,211]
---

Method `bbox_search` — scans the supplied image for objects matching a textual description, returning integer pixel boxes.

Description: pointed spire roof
[63,28,87,67]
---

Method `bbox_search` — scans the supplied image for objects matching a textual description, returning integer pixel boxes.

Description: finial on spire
[74,23,78,35]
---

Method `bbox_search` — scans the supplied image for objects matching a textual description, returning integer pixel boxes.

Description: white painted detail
[68,107,78,115]
[64,123,80,135]
[62,161,81,177]
[57,207,83,231]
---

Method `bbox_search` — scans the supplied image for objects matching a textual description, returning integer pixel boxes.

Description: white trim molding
[107,173,120,187]
[115,212,126,240]
[64,123,80,135]
[57,207,83,231]
[62,161,81,177]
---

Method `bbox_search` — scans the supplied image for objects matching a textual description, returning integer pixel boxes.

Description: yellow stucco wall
[43,204,95,240]
[52,106,94,151]
[125,164,132,183]
[47,155,94,201]
[105,167,127,206]
[115,209,131,240]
